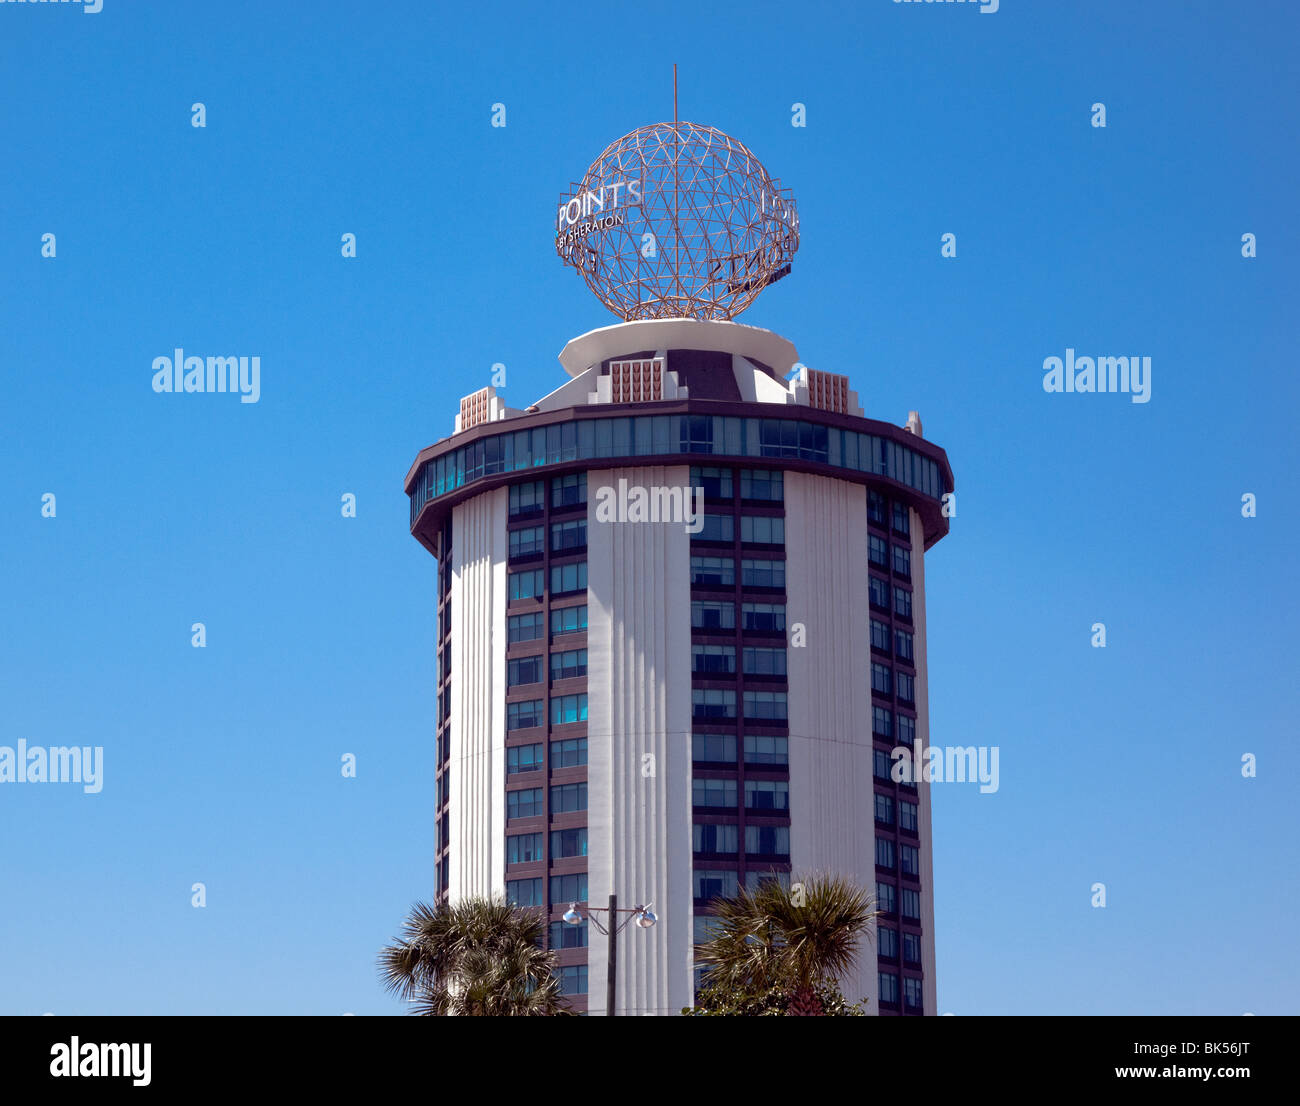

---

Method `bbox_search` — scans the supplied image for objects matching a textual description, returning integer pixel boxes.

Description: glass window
[550,693,588,725]
[549,737,587,768]
[691,466,733,499]
[506,832,543,864]
[692,644,736,674]
[509,481,544,517]
[873,748,892,780]
[744,735,788,766]
[507,788,543,820]
[509,568,544,601]
[745,825,790,856]
[878,925,899,960]
[550,648,588,681]
[743,690,787,721]
[774,420,801,459]
[740,469,783,501]
[904,976,923,1012]
[509,430,530,472]
[693,778,738,808]
[875,793,895,826]
[897,672,915,703]
[508,612,544,643]
[879,971,900,1005]
[872,706,893,738]
[899,800,919,833]
[508,655,544,688]
[690,556,735,586]
[593,419,613,458]
[745,869,791,893]
[901,888,921,921]
[551,519,587,551]
[692,733,737,763]
[741,558,785,588]
[507,699,544,731]
[558,965,588,996]
[900,844,920,877]
[550,561,587,595]
[894,587,912,620]
[892,545,911,578]
[895,629,914,662]
[412,420,948,519]
[742,646,786,676]
[506,878,543,908]
[551,472,586,508]
[693,869,739,901]
[897,714,916,745]
[509,525,544,558]
[550,920,588,950]
[506,743,543,774]
[745,780,789,811]
[681,416,713,454]
[551,605,587,637]
[696,514,735,542]
[550,827,588,858]
[692,688,737,720]
[631,418,655,457]
[551,873,588,902]
[720,417,742,455]
[693,823,739,854]
[877,880,897,915]
[903,932,921,966]
[550,782,587,813]
[869,576,890,609]
[876,837,896,868]
[437,685,451,727]
[870,619,891,652]
[691,601,735,630]
[869,535,889,567]
[871,663,893,695]
[741,603,785,632]
[741,515,785,544]
[610,417,631,456]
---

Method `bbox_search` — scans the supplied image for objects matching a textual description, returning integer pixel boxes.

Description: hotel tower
[405,117,954,1014]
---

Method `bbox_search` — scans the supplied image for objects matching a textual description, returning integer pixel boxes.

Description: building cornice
[558,319,798,379]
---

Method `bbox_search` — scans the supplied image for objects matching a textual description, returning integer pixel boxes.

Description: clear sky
[1,0,1296,1016]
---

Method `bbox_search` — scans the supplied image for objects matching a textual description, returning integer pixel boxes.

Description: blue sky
[1,0,1296,1015]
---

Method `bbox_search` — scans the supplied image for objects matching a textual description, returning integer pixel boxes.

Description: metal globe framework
[555,121,799,321]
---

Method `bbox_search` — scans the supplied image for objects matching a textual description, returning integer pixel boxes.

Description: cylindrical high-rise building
[405,118,954,1014]
[405,317,954,1015]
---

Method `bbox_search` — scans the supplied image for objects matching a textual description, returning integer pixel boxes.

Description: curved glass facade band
[408,413,949,528]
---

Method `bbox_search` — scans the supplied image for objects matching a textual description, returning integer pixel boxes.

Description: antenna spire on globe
[555,65,800,322]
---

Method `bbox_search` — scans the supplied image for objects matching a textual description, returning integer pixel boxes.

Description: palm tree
[694,872,877,1016]
[378,896,573,1015]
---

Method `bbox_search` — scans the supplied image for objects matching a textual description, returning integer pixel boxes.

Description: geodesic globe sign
[555,122,799,321]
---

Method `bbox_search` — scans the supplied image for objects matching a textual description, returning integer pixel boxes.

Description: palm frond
[694,872,878,1004]
[377,895,571,1015]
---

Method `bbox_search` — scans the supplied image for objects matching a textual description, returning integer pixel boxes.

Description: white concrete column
[585,465,694,1015]
[448,487,508,902]
[784,472,877,1012]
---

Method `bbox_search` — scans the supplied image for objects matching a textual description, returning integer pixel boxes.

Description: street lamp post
[562,894,657,1016]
